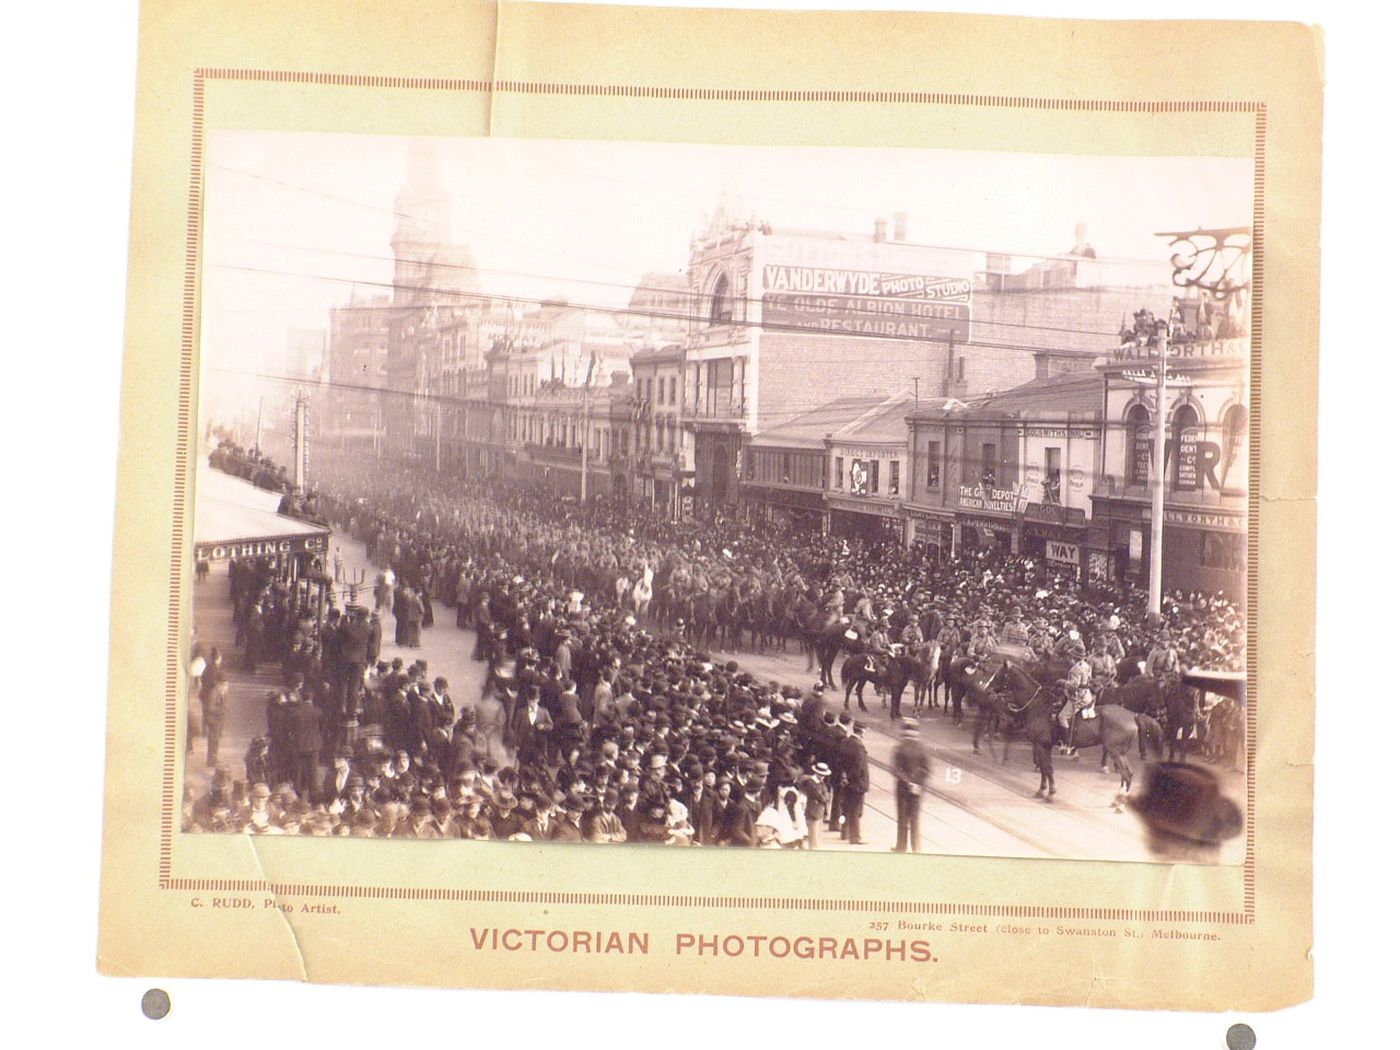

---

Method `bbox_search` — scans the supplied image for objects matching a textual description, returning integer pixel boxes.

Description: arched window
[1221,404,1248,491]
[709,273,733,325]
[1171,403,1202,490]
[1126,403,1152,485]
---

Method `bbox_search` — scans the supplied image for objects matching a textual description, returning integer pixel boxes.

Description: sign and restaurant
[762,264,971,342]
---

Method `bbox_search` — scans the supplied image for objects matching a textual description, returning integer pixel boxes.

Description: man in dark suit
[286,697,324,801]
[891,719,931,853]
[509,689,554,770]
[549,794,586,843]
[841,721,870,845]
[338,606,372,717]
[825,713,849,836]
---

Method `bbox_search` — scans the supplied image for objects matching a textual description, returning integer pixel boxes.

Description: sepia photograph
[189,132,1253,864]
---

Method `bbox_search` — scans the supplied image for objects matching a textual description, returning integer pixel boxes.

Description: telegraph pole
[580,346,597,503]
[580,381,590,502]
[1147,330,1168,621]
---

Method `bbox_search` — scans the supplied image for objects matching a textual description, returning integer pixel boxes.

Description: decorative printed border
[160,70,1264,926]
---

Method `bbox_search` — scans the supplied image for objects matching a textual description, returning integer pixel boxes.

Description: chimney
[873,218,887,243]
[1074,220,1089,253]
[893,211,908,242]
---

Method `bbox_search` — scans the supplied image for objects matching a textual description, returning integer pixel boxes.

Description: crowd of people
[183,441,1244,847]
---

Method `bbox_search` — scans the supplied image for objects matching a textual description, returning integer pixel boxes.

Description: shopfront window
[1043,447,1062,504]
[1201,531,1245,572]
[850,459,869,496]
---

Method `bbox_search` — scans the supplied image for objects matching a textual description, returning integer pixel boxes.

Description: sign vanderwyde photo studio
[98,0,1319,1013]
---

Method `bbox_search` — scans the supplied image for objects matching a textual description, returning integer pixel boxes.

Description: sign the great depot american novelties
[761,264,971,342]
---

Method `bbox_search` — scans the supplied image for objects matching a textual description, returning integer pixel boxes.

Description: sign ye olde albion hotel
[762,265,971,342]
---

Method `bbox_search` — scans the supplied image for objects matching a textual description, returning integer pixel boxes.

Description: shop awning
[193,467,330,562]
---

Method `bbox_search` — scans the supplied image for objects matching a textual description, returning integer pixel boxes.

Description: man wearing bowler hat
[841,720,870,845]
[891,719,931,853]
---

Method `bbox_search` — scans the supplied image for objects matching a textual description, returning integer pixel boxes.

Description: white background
[7,1,1389,1045]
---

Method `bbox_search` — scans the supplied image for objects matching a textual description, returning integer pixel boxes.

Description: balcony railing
[683,398,746,421]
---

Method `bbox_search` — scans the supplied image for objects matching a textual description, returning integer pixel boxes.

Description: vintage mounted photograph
[188,132,1251,864]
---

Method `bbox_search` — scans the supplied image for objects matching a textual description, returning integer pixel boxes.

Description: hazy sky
[200,131,1252,409]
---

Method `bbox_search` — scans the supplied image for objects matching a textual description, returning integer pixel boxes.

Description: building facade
[905,361,1102,569]
[1090,334,1249,599]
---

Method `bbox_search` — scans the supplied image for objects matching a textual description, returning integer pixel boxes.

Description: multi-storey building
[679,203,1175,515]
[1090,334,1249,598]
[324,291,392,451]
[628,343,690,516]
[904,356,1102,564]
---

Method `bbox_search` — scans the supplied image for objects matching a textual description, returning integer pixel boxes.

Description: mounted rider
[935,615,963,656]
[900,616,926,649]
[1087,634,1118,690]
[862,617,895,683]
[1051,624,1085,659]
[823,586,846,628]
[1099,614,1127,661]
[1056,640,1095,756]
[999,606,1030,647]
[1144,629,1181,687]
[967,618,998,662]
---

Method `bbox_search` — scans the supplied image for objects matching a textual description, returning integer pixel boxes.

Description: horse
[714,586,740,651]
[1098,675,1162,716]
[1162,678,1202,764]
[1047,691,1165,805]
[908,642,938,715]
[749,590,779,652]
[976,661,1061,801]
[943,654,987,726]
[839,652,914,716]
[815,619,863,690]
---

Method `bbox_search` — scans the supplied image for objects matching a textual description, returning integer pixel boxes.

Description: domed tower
[390,140,479,307]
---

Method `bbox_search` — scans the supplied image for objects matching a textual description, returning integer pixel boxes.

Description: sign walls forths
[761,265,971,343]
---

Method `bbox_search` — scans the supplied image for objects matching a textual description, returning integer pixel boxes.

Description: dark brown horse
[815,619,863,690]
[977,662,1061,800]
[1161,678,1202,764]
[907,643,938,714]
[1052,696,1164,803]
[839,652,915,716]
